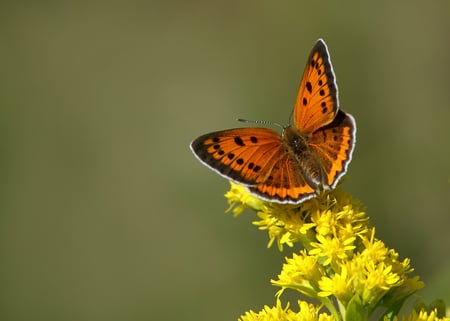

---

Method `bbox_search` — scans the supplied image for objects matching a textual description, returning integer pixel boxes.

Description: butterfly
[190,39,356,204]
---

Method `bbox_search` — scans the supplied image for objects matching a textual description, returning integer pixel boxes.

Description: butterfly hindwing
[308,110,356,187]
[248,151,317,203]
[293,39,339,135]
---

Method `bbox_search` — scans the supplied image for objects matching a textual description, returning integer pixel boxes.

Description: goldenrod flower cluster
[225,182,448,321]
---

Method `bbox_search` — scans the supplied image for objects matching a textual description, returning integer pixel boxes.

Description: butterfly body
[191,39,356,204]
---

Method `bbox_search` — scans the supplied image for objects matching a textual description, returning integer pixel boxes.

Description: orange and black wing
[308,110,356,188]
[190,127,318,203]
[292,39,339,135]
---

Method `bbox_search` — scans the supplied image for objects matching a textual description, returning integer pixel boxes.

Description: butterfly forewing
[190,128,285,185]
[293,39,338,135]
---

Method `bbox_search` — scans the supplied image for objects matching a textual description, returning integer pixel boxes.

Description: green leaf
[379,296,408,321]
[345,294,367,321]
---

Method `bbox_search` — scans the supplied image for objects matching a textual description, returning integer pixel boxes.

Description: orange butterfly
[190,39,356,204]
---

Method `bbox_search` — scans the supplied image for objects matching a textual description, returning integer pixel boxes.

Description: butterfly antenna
[237,118,285,130]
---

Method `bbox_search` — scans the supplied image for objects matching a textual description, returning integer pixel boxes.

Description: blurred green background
[1,1,450,320]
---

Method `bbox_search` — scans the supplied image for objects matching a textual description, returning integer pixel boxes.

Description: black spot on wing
[234,136,245,146]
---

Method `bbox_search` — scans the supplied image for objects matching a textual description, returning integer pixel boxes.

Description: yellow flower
[359,229,389,262]
[318,265,354,304]
[360,261,401,306]
[334,204,370,241]
[394,308,450,321]
[225,182,265,216]
[345,229,423,309]
[238,300,335,321]
[311,209,336,237]
[272,250,323,298]
[238,300,289,321]
[309,234,356,267]
[253,206,297,250]
[222,181,442,321]
[225,182,370,254]
[226,182,319,250]
[383,276,424,308]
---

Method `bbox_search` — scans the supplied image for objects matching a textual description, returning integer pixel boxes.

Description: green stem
[319,297,341,321]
